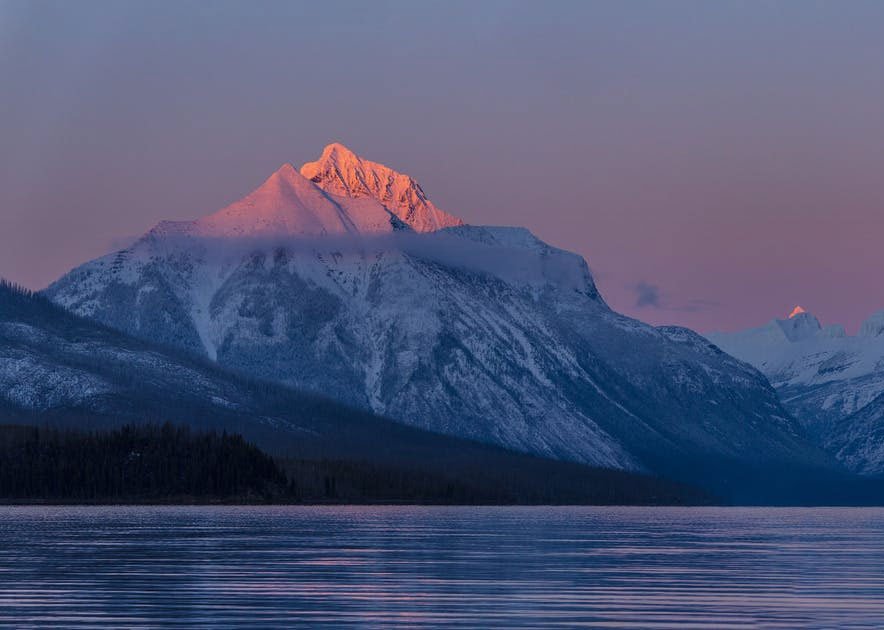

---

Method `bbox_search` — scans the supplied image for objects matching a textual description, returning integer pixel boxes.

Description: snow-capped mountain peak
[859,310,884,338]
[707,307,884,473]
[134,144,463,240]
[187,160,404,238]
[300,143,464,233]
[776,310,821,342]
[788,305,806,318]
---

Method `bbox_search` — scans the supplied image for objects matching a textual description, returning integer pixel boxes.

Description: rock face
[300,143,463,233]
[708,308,884,474]
[44,143,827,479]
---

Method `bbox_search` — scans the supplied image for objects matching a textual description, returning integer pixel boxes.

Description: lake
[0,506,881,627]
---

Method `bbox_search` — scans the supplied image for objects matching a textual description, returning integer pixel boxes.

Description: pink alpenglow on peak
[138,143,466,242]
[788,305,807,319]
[194,162,401,237]
[300,142,465,233]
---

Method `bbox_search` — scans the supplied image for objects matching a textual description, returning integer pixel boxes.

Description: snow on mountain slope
[198,162,406,237]
[0,283,253,415]
[301,143,463,232]
[44,143,829,478]
[828,393,884,476]
[860,310,884,338]
[708,307,884,473]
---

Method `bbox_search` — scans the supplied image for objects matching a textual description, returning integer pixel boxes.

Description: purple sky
[2,1,883,333]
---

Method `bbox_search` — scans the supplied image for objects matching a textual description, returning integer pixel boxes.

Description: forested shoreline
[0,423,708,505]
[0,423,288,503]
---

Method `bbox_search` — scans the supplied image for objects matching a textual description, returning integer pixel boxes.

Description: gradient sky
[2,0,884,333]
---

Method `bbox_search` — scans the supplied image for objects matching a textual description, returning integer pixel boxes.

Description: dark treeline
[0,422,708,505]
[277,458,708,505]
[0,423,288,502]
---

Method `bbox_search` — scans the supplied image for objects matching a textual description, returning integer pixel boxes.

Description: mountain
[44,143,833,487]
[0,280,709,505]
[707,307,884,473]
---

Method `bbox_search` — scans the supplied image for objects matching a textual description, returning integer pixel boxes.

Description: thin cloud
[632,282,720,313]
[634,281,662,309]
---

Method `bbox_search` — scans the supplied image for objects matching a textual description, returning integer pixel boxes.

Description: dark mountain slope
[0,280,707,504]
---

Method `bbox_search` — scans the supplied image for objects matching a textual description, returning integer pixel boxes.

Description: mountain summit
[194,162,402,237]
[788,305,806,318]
[778,309,822,342]
[301,143,464,233]
[142,143,464,239]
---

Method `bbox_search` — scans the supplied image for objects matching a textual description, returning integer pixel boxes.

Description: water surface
[0,506,882,628]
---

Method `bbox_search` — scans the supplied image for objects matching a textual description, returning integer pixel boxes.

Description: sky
[2,0,884,333]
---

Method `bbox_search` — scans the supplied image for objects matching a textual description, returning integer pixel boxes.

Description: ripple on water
[0,506,882,628]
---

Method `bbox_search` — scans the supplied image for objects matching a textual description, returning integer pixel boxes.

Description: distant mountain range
[38,143,835,495]
[708,307,884,474]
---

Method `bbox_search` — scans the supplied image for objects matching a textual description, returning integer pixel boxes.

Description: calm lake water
[0,506,882,628]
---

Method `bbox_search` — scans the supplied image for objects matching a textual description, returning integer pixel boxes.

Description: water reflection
[0,506,882,627]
